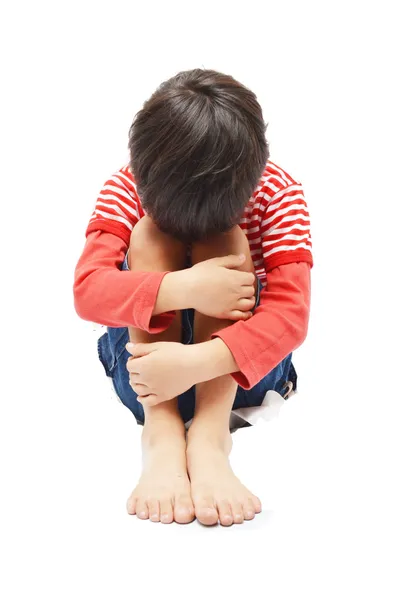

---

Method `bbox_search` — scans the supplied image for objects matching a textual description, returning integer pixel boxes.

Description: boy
[73,68,312,526]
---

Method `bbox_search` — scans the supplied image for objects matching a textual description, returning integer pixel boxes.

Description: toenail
[247,511,254,518]
[151,514,158,520]
[235,514,242,521]
[139,511,147,518]
[161,514,170,522]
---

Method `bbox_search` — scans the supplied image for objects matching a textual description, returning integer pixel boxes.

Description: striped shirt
[86,160,313,280]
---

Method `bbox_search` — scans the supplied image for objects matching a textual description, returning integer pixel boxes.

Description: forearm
[152,269,193,315]
[74,230,173,332]
[181,338,239,387]
[156,263,311,390]
[213,262,311,389]
[200,338,239,378]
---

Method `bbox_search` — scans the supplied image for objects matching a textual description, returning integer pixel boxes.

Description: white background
[1,1,396,598]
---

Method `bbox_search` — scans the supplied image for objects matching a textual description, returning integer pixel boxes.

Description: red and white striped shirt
[86,160,313,282]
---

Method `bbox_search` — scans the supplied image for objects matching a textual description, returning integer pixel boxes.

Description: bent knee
[192,226,253,271]
[129,215,161,248]
[129,216,186,270]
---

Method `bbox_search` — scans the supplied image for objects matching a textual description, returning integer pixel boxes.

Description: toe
[252,495,262,513]
[243,498,255,520]
[194,495,218,526]
[174,494,195,524]
[160,499,173,524]
[136,500,149,520]
[148,499,160,522]
[217,501,233,527]
[231,501,244,524]
[126,495,137,515]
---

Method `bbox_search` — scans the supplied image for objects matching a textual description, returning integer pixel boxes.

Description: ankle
[142,417,186,450]
[187,421,232,455]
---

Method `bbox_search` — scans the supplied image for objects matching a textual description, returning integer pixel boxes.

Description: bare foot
[186,428,262,526]
[126,424,195,524]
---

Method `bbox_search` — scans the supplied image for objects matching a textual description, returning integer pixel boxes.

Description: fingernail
[239,253,245,260]
[126,343,134,351]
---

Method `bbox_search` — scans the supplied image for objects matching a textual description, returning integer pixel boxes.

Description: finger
[138,394,159,407]
[214,254,246,269]
[240,285,255,298]
[238,271,256,285]
[237,297,256,311]
[131,383,151,396]
[227,310,253,321]
[125,342,156,358]
[128,374,145,386]
[125,357,144,374]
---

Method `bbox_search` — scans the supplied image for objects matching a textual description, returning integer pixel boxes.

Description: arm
[125,261,311,403]
[74,230,255,329]
[193,261,311,389]
[205,176,313,388]
[73,230,179,332]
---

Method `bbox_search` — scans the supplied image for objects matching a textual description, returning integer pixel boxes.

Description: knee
[222,225,251,253]
[192,226,252,269]
[129,216,161,251]
[129,216,186,270]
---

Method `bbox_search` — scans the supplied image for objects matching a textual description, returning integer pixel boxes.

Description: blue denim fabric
[97,252,297,425]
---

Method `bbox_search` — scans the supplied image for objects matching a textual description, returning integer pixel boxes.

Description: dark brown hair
[128,68,269,242]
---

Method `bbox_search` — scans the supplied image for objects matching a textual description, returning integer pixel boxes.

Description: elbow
[294,305,310,348]
[73,280,92,322]
[298,319,309,347]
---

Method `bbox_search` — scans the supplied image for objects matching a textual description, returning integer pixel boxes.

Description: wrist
[192,338,239,383]
[154,269,193,314]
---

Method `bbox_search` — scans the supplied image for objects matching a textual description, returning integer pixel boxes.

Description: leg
[125,216,194,524]
[187,227,262,526]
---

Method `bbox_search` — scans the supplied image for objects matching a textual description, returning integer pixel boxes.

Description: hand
[125,338,238,407]
[125,341,205,406]
[185,255,256,320]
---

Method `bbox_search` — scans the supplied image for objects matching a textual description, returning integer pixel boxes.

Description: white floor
[2,318,395,599]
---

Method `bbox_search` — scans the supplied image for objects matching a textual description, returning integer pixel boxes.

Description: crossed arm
[125,256,311,405]
[74,229,311,404]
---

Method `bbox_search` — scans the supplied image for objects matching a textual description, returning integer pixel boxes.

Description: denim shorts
[97,251,297,425]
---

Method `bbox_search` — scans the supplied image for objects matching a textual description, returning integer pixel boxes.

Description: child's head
[128,69,269,242]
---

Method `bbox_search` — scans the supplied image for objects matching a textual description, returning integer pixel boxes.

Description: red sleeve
[212,262,311,389]
[73,230,176,332]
